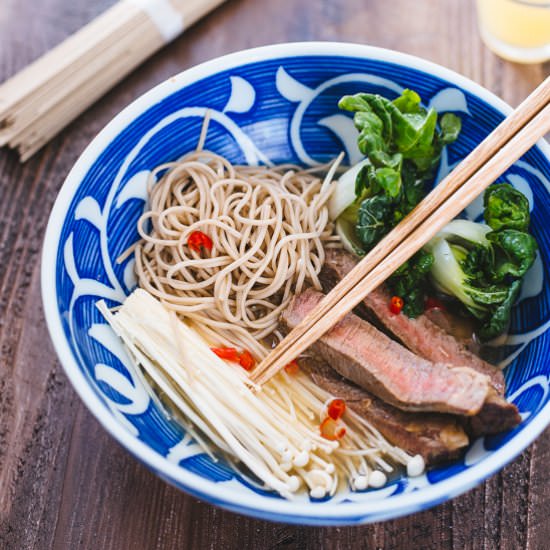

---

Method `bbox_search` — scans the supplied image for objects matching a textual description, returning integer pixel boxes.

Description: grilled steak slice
[322,248,505,391]
[423,307,478,350]
[468,391,521,436]
[281,289,490,416]
[304,359,469,465]
[321,248,521,435]
[365,286,504,391]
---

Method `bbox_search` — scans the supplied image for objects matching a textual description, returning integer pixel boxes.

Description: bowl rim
[41,41,550,525]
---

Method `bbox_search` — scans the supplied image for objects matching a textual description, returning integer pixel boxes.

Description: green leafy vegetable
[427,183,538,340]
[338,89,462,253]
[336,88,462,317]
[355,162,402,198]
[335,89,538,340]
[437,219,491,248]
[439,113,462,145]
[487,229,538,281]
[427,237,488,318]
[387,250,434,317]
[484,183,530,232]
[461,244,492,283]
[477,280,522,341]
[356,194,394,249]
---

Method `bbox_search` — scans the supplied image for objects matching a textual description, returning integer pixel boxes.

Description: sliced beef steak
[321,248,521,435]
[365,286,504,391]
[304,359,469,465]
[281,289,490,416]
[468,391,521,436]
[322,248,504,391]
[423,307,478,350]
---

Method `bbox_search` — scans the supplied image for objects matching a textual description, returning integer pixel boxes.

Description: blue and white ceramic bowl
[42,43,550,525]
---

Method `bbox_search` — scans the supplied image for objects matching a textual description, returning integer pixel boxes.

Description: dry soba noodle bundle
[134,150,341,358]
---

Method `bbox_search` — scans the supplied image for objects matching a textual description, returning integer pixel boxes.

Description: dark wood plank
[0,0,548,549]
[526,429,550,550]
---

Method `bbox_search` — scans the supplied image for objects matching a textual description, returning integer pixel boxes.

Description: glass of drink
[475,0,550,63]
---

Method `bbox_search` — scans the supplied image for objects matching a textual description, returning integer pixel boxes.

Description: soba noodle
[134,150,341,358]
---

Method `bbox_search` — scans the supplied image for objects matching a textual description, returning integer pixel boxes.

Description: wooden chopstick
[252,76,550,385]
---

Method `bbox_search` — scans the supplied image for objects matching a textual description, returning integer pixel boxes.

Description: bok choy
[427,184,537,340]
[334,88,461,250]
[332,88,538,340]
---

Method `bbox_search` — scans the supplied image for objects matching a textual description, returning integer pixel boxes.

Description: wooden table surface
[1,0,549,548]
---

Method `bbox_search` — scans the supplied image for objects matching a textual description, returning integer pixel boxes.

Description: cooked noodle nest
[133,151,341,357]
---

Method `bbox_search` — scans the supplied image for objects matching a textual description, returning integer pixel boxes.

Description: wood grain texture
[0,0,548,548]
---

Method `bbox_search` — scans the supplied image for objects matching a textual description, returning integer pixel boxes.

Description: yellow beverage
[476,0,550,63]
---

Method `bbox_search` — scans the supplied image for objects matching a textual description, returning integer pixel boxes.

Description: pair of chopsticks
[252,76,550,386]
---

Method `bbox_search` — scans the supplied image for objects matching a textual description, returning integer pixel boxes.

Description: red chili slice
[284,360,300,375]
[238,350,256,371]
[389,295,404,315]
[320,417,346,441]
[187,231,213,255]
[211,347,239,362]
[327,398,346,420]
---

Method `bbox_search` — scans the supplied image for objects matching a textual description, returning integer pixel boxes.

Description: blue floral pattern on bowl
[42,43,550,525]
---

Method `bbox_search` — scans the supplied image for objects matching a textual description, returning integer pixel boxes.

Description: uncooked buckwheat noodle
[133,149,343,359]
[0,0,227,160]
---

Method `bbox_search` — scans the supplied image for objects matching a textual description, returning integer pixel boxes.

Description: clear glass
[475,0,550,63]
